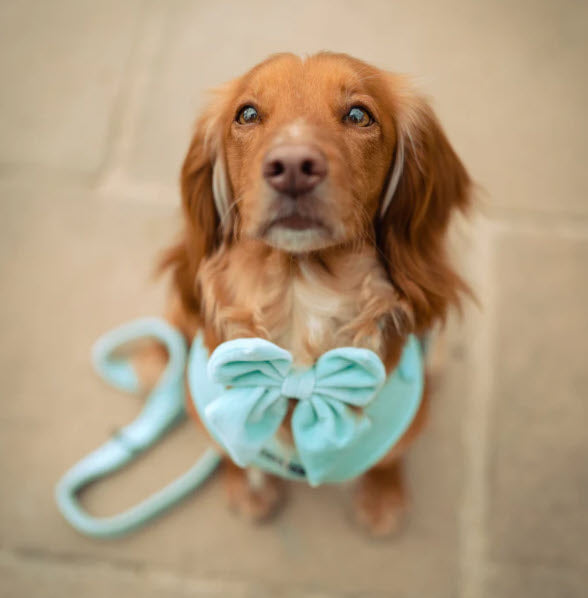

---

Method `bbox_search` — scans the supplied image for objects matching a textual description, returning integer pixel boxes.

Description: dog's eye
[344,106,373,127]
[236,105,260,125]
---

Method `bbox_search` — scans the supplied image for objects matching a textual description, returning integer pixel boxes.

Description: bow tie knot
[281,368,315,400]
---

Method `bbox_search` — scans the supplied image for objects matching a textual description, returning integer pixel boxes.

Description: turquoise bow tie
[205,338,386,485]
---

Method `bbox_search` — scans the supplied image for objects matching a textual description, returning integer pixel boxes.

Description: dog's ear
[160,101,232,316]
[376,80,472,332]
[181,107,233,252]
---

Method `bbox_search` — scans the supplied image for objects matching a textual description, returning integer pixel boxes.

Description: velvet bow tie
[204,338,387,485]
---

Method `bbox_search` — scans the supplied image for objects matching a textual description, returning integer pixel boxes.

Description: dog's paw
[224,463,285,522]
[353,467,408,537]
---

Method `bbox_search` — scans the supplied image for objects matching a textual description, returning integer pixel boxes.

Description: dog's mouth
[256,200,337,252]
[260,204,329,236]
[260,213,333,253]
[270,213,325,231]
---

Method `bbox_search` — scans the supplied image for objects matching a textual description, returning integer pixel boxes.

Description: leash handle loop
[55,318,221,538]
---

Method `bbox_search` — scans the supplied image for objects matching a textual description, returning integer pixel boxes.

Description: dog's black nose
[263,144,327,196]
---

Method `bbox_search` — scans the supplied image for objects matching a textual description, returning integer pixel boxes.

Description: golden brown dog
[139,52,471,536]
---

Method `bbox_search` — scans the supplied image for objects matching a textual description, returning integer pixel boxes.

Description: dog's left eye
[344,106,374,127]
[236,105,260,124]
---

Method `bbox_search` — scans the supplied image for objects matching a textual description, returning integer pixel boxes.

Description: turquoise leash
[54,317,222,539]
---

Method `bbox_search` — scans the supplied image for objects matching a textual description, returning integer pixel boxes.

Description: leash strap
[55,317,222,539]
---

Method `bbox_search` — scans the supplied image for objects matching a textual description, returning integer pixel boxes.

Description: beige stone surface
[487,231,588,568]
[484,563,588,598]
[0,552,277,598]
[0,1,142,175]
[1,1,587,597]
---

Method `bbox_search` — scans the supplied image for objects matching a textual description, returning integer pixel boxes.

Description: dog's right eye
[236,105,259,125]
[343,106,374,127]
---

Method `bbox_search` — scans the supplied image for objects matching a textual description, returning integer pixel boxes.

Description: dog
[136,52,471,536]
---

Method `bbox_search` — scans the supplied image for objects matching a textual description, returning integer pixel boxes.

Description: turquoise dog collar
[188,333,424,486]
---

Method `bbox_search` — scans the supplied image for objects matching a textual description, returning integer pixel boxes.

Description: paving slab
[484,563,588,598]
[0,0,142,175]
[0,552,286,598]
[487,230,588,576]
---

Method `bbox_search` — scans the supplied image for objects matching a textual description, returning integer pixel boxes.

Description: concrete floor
[1,1,587,597]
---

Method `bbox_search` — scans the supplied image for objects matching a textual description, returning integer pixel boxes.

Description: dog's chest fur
[198,240,406,367]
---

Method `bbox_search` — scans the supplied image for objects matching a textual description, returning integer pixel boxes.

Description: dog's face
[220,53,395,252]
[173,52,471,332]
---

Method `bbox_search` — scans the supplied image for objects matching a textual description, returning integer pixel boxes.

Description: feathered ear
[160,105,232,316]
[376,80,472,332]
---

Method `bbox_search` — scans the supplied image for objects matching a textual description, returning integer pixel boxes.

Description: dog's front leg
[353,458,408,537]
[223,460,286,522]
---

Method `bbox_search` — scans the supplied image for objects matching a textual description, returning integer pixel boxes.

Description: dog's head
[168,53,471,330]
